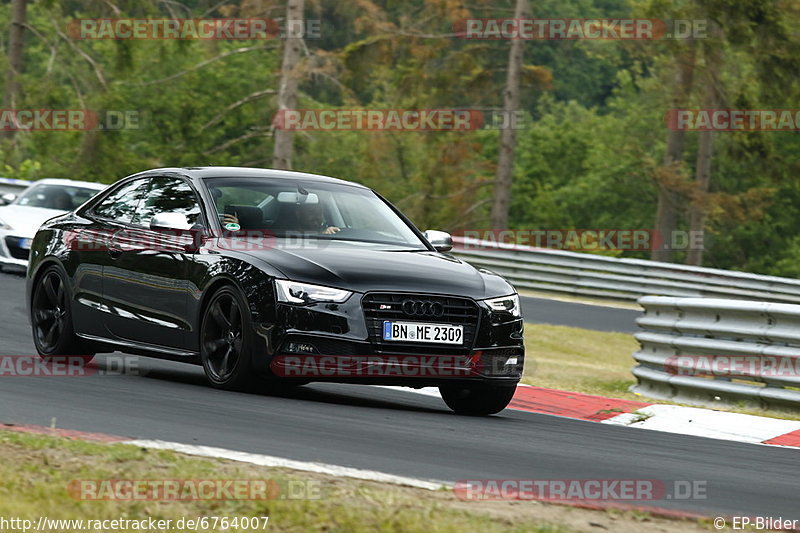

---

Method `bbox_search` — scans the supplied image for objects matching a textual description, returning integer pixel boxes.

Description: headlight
[275,279,352,304]
[0,217,11,230]
[484,294,521,317]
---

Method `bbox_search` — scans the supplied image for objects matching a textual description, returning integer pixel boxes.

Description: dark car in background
[26,167,523,415]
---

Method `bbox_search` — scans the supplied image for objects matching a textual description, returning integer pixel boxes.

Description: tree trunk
[685,120,713,265]
[3,0,27,140]
[651,44,696,262]
[489,0,529,229]
[272,0,304,170]
[686,37,723,266]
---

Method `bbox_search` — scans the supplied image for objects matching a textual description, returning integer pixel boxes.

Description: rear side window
[92,179,149,223]
[132,177,202,228]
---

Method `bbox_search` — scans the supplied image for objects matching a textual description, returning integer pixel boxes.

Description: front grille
[4,237,30,260]
[362,293,480,355]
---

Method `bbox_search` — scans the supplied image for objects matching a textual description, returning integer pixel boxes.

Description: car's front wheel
[439,383,516,416]
[30,265,93,363]
[200,285,255,391]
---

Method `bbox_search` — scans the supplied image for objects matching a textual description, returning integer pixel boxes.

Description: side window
[132,177,202,228]
[92,179,149,223]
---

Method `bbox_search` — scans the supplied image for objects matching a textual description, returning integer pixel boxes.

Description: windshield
[15,183,100,211]
[204,177,427,249]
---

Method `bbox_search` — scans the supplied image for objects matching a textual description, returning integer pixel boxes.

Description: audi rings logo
[401,300,444,318]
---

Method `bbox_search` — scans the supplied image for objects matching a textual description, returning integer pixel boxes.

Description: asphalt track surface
[0,270,796,518]
[519,296,638,333]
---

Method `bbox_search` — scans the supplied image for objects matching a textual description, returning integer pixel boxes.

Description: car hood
[0,205,66,237]
[234,243,514,299]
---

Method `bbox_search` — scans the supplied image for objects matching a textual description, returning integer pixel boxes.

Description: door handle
[106,228,127,259]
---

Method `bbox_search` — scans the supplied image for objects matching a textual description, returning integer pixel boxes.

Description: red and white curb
[512,385,800,448]
[386,384,800,448]
[601,404,800,447]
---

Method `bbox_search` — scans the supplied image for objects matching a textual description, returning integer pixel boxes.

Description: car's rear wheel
[31,266,93,363]
[200,285,254,390]
[439,383,516,416]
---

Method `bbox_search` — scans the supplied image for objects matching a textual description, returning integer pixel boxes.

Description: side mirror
[150,212,204,253]
[423,230,453,252]
[150,212,191,231]
[0,193,17,205]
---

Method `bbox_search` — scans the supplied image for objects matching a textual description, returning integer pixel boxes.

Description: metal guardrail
[451,236,800,304]
[630,296,800,408]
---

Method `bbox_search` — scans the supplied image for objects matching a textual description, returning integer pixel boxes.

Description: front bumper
[0,233,32,268]
[260,292,524,387]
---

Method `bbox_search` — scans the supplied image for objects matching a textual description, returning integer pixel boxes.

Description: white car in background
[0,178,106,269]
[0,177,32,203]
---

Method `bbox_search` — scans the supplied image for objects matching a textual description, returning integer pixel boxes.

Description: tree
[489,0,529,230]
[272,0,305,170]
[650,43,696,262]
[3,0,28,139]
[686,26,723,266]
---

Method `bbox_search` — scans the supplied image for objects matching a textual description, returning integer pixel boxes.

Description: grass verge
[0,429,709,533]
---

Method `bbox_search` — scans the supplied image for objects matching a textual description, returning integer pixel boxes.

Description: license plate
[18,238,32,249]
[382,321,463,344]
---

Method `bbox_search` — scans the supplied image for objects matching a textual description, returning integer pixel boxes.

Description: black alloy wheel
[31,266,93,362]
[200,285,254,390]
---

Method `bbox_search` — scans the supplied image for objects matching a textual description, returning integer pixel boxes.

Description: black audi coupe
[26,167,524,415]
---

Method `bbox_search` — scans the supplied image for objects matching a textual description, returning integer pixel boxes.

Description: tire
[439,383,516,416]
[199,285,255,391]
[30,265,94,363]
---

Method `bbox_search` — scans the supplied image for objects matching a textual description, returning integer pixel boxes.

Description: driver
[221,201,340,234]
[47,189,73,210]
[296,202,340,235]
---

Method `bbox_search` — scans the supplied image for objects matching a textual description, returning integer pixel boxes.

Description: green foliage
[1,0,800,275]
[3,159,41,180]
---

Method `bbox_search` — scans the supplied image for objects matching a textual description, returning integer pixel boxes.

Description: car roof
[138,166,368,189]
[33,178,107,190]
[0,177,32,187]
